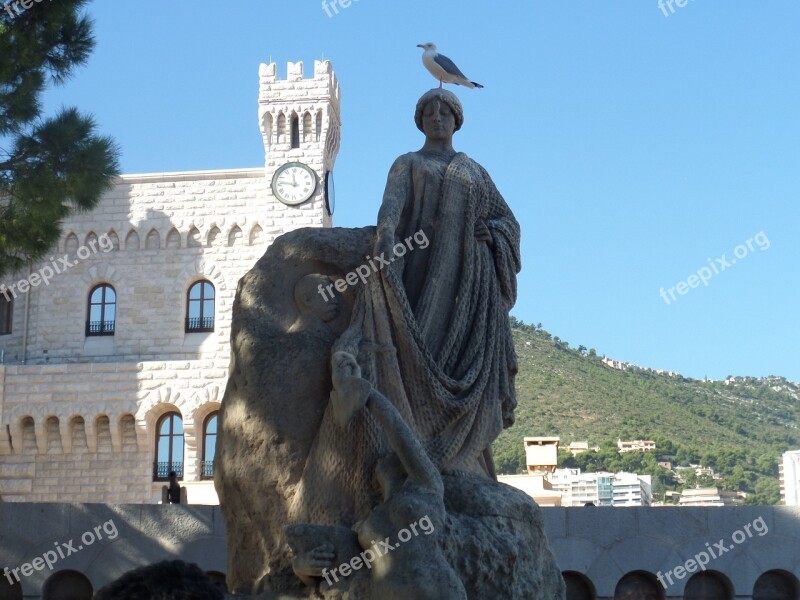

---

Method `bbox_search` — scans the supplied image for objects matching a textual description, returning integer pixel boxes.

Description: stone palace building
[0,60,341,505]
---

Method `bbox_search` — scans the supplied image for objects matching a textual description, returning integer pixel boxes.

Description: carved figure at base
[285,351,466,599]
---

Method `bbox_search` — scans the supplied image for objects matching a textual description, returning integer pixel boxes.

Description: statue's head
[415,89,464,134]
[293,273,338,323]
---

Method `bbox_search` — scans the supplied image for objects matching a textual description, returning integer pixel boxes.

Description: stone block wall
[0,359,229,503]
[0,169,327,504]
[1,504,797,599]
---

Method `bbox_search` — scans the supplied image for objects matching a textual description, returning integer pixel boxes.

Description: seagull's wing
[433,53,469,79]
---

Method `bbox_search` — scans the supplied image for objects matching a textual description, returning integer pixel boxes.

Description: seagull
[417,43,484,89]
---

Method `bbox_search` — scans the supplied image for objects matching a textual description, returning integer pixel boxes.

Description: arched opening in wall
[0,577,23,600]
[95,415,112,453]
[202,412,218,479]
[264,113,273,145]
[106,230,120,251]
[187,227,202,248]
[120,414,138,452]
[64,233,79,254]
[70,416,88,452]
[206,571,228,594]
[145,228,160,250]
[86,284,116,336]
[753,570,800,600]
[228,226,242,247]
[315,110,323,141]
[124,230,139,250]
[0,294,12,335]
[684,570,733,600]
[563,571,596,600]
[45,416,62,454]
[277,113,286,144]
[614,570,664,600]
[21,416,37,453]
[85,232,98,249]
[290,113,300,149]
[248,224,263,246]
[154,412,184,481]
[166,227,181,249]
[207,226,221,247]
[186,281,215,333]
[41,570,93,600]
[302,111,312,143]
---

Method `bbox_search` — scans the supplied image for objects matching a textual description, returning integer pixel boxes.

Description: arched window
[614,571,663,600]
[753,570,800,600]
[0,294,12,335]
[154,412,184,480]
[86,284,115,336]
[41,570,93,600]
[290,113,300,148]
[186,281,215,332]
[563,571,597,600]
[277,113,286,144]
[202,412,218,479]
[684,571,733,600]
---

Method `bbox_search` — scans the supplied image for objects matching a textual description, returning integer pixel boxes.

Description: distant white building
[679,487,725,507]
[499,438,652,506]
[523,436,560,473]
[612,472,652,507]
[546,469,651,507]
[617,438,656,453]
[780,449,800,506]
[567,441,597,454]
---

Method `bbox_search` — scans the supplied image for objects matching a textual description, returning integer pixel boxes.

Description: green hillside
[492,319,800,504]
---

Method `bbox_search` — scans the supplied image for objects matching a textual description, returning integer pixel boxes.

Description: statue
[216,90,565,599]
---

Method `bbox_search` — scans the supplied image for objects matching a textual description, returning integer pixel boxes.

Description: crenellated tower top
[257,60,341,225]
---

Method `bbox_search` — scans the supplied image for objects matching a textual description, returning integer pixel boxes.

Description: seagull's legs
[439,79,443,89]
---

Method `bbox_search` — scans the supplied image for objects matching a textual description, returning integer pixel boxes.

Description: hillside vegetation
[492,319,799,504]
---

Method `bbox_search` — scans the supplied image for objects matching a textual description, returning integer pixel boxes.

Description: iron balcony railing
[153,461,184,481]
[85,320,115,336]
[185,317,214,333]
[201,461,215,479]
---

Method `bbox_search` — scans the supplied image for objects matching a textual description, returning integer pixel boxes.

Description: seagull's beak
[417,44,425,48]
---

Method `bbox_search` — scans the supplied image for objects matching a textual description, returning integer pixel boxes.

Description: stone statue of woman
[217,89,565,599]
[291,88,521,526]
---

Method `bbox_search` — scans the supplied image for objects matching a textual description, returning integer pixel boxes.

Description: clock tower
[258,60,341,227]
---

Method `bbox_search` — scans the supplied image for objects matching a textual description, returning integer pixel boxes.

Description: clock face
[272,162,317,206]
[325,170,335,215]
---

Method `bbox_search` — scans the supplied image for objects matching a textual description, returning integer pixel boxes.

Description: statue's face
[422,100,456,141]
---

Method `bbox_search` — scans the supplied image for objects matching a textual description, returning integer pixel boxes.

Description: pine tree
[0,0,119,278]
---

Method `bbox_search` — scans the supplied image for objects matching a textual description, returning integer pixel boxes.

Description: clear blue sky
[43,1,799,381]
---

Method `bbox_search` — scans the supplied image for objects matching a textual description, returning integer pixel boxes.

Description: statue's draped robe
[290,151,521,526]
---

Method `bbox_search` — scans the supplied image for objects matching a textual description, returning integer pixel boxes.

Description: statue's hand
[292,542,336,577]
[331,377,372,426]
[474,219,492,244]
